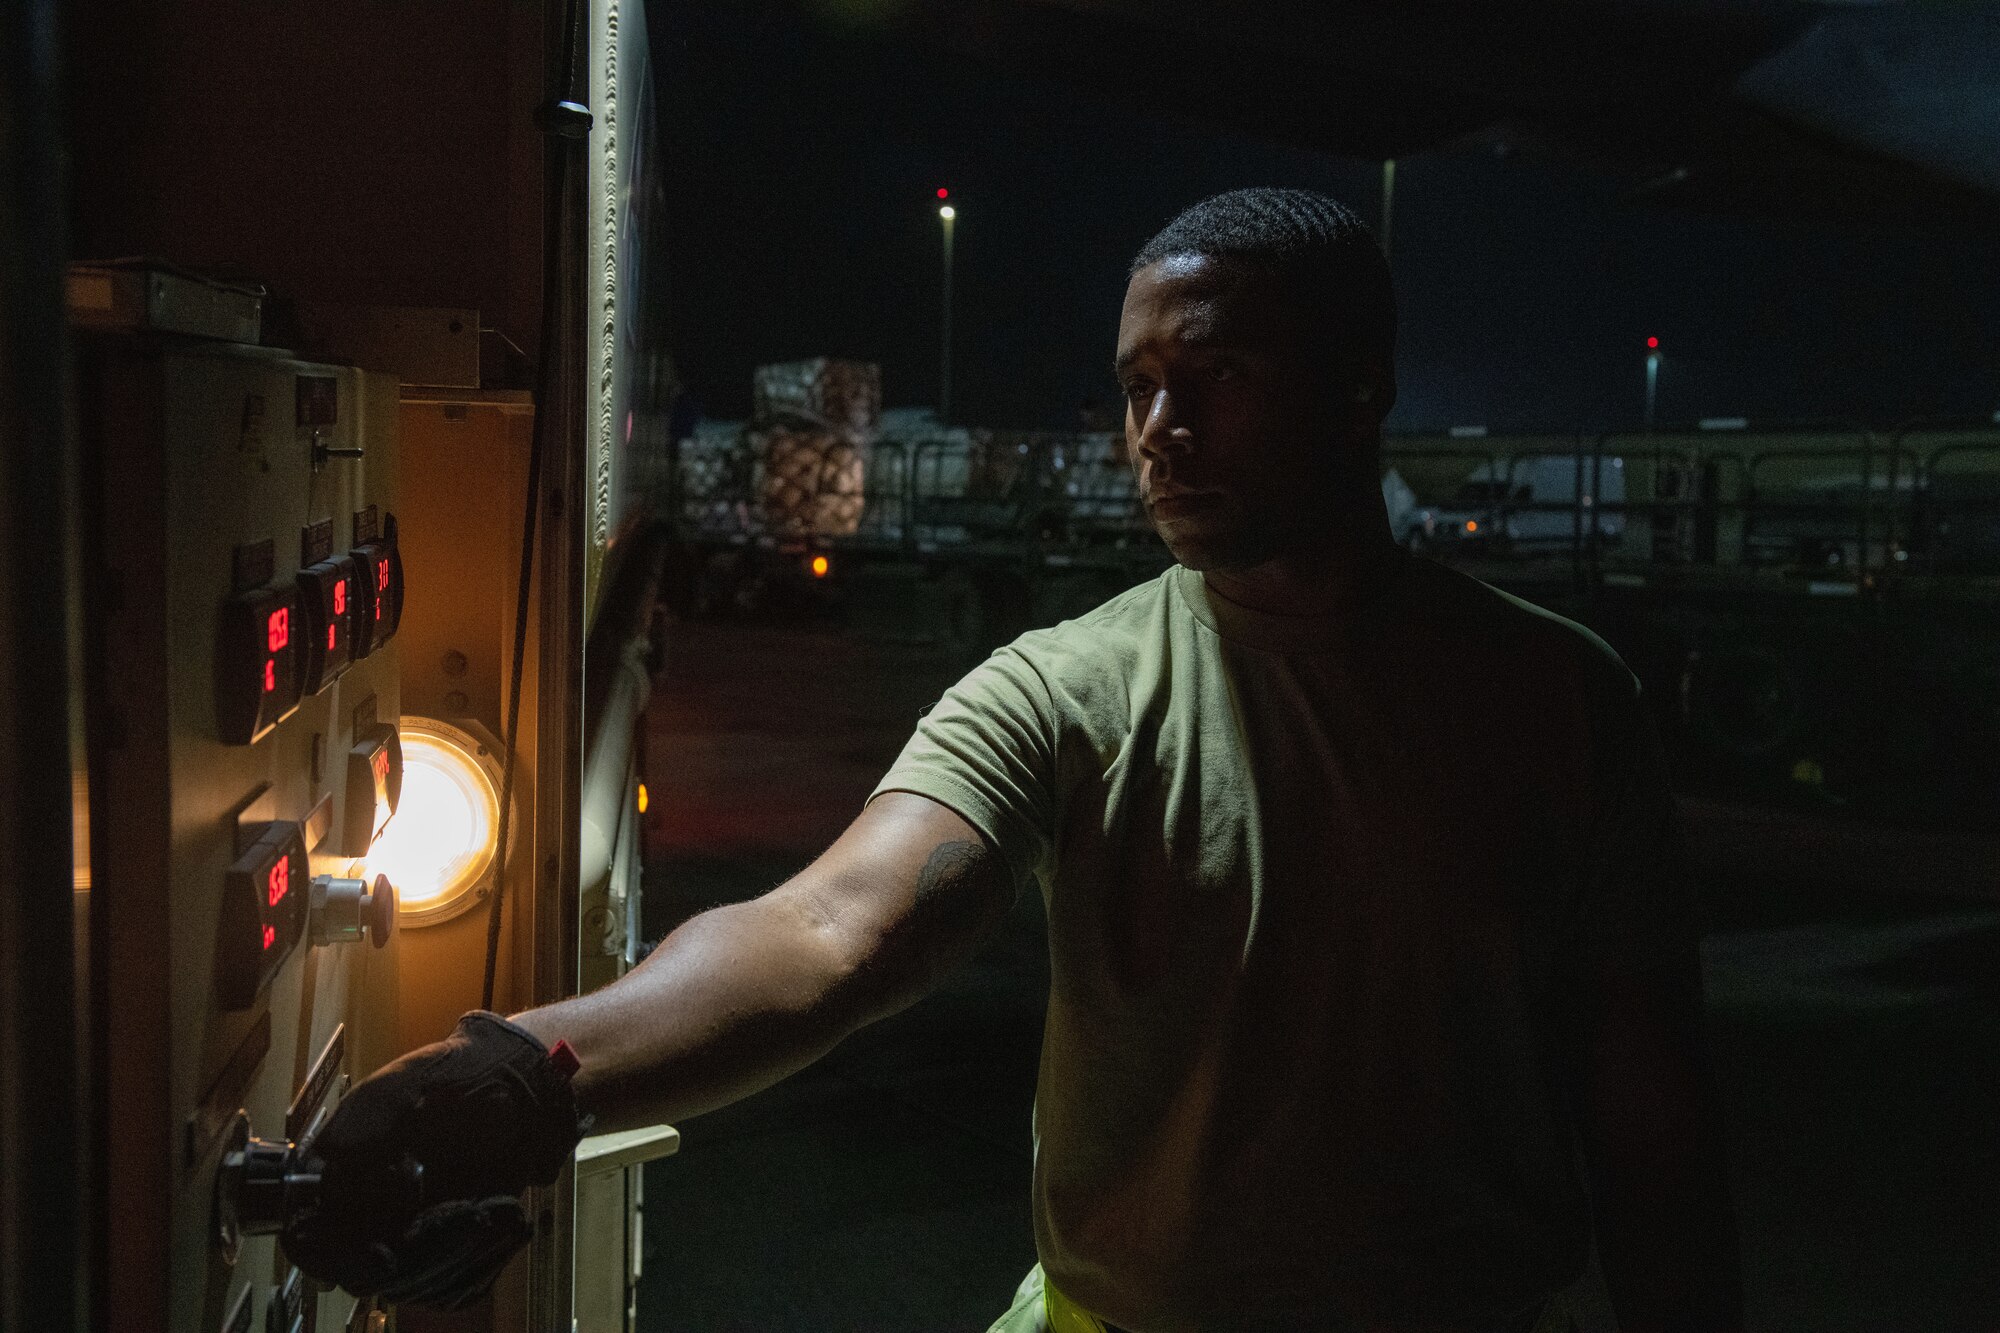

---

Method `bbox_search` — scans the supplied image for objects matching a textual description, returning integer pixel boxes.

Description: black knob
[214,1113,321,1265]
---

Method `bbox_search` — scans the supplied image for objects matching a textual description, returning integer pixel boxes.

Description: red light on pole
[936,187,949,199]
[1646,336,1659,350]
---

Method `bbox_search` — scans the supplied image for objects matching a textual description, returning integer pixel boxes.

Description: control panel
[81,340,411,1332]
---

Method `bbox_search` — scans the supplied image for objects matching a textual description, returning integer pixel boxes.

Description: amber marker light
[1465,519,1480,533]
[637,782,649,815]
[364,717,507,925]
[810,554,831,578]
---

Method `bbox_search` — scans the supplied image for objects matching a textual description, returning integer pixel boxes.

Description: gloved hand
[281,1011,589,1309]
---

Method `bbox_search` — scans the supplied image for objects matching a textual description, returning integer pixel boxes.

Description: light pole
[1644,336,1661,431]
[938,191,956,424]
[1380,158,1396,261]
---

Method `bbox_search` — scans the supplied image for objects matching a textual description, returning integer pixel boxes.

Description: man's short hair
[1132,187,1397,379]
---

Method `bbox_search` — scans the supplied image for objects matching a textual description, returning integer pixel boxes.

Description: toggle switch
[309,873,396,948]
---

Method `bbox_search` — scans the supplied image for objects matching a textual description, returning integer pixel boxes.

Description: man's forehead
[1118,253,1290,358]
[1125,252,1252,312]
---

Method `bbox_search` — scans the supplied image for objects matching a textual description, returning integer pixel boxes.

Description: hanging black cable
[482,0,593,1012]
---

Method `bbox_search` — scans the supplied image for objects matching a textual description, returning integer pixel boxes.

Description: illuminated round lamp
[364,716,510,927]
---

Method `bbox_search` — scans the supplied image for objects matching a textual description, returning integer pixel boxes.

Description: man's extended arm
[1565,660,1746,1332]
[1570,941,1746,1333]
[281,791,1015,1304]
[513,791,1016,1133]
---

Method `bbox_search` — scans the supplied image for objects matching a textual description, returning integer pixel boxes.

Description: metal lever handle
[311,436,365,469]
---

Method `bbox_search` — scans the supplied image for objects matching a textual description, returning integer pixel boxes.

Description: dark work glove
[281,1011,589,1308]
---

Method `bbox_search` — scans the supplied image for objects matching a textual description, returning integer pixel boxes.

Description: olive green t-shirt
[868,552,1700,1332]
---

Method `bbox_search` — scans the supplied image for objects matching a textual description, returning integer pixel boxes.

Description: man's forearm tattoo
[909,839,994,969]
[916,839,986,915]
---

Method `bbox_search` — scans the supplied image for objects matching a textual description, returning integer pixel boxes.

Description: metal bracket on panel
[228,781,275,855]
[300,517,334,566]
[303,791,333,850]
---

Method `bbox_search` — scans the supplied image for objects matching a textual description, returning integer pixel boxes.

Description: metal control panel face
[83,343,405,1333]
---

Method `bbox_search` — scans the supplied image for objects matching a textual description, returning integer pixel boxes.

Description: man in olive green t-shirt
[291,189,1744,1333]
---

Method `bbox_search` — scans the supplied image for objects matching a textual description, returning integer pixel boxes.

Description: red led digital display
[220,585,302,745]
[218,821,309,1008]
[347,537,402,658]
[295,556,356,695]
[346,540,396,660]
[341,726,404,855]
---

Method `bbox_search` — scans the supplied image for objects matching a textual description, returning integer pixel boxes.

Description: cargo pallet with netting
[670,357,1176,640]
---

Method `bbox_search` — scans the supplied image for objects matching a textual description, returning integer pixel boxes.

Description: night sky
[652,11,2000,435]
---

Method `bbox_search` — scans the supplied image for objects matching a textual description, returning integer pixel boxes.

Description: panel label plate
[296,375,338,427]
[231,539,275,594]
[300,518,334,566]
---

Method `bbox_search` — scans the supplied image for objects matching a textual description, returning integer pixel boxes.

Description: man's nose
[1134,387,1194,459]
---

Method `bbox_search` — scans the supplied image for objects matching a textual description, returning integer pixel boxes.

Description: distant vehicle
[1401,453,1625,555]
[1742,466,1919,571]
